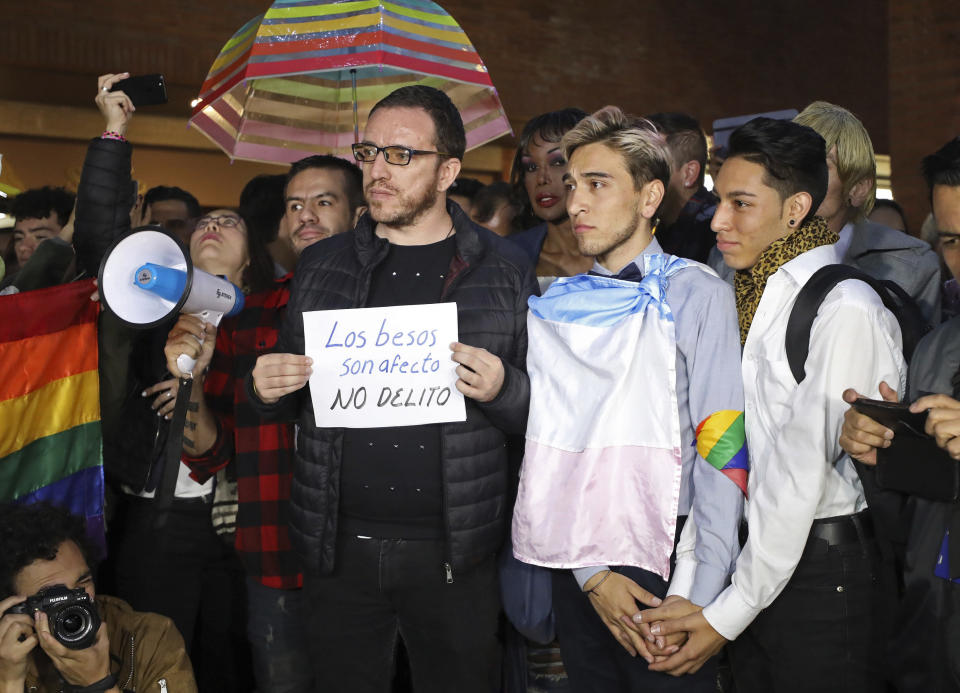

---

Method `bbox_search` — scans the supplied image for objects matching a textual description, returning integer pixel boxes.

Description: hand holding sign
[252,353,313,404]
[304,303,466,428]
[450,342,504,403]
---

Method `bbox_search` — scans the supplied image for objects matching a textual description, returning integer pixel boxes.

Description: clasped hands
[582,571,726,675]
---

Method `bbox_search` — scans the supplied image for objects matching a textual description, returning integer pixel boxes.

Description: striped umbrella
[189,0,511,164]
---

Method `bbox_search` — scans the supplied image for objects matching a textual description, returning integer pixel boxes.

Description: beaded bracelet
[101,131,127,142]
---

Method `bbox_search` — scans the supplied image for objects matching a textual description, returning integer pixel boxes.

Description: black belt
[808,511,873,547]
[126,493,213,506]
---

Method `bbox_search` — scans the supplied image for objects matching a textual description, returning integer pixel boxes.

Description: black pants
[552,567,717,693]
[729,528,885,693]
[303,533,501,693]
[111,494,253,693]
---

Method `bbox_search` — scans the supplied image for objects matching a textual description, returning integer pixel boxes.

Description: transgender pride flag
[0,280,105,545]
[512,256,693,580]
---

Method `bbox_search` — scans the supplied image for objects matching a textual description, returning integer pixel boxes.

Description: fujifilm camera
[5,585,100,649]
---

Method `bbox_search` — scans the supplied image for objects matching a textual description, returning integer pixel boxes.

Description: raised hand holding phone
[95,72,135,135]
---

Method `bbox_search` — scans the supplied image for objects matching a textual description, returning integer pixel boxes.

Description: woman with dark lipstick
[508,109,591,278]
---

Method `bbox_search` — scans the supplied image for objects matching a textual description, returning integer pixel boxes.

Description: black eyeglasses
[194,215,241,231]
[351,142,452,166]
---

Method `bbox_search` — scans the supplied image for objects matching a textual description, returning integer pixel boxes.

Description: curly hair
[0,502,96,600]
[11,186,75,226]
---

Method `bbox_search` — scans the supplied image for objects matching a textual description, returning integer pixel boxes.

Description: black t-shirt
[339,235,457,539]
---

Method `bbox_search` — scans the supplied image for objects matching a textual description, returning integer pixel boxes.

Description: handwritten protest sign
[303,302,466,428]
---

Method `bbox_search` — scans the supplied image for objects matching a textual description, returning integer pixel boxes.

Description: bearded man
[246,85,537,692]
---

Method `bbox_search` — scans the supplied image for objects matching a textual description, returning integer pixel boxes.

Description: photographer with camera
[0,503,196,693]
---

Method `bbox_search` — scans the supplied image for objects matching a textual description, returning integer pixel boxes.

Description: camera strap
[153,376,194,527]
[61,672,117,693]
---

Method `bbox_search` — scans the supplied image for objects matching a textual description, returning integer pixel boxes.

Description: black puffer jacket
[74,136,172,490]
[247,202,537,576]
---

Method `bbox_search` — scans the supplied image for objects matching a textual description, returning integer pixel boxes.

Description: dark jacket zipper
[437,250,473,584]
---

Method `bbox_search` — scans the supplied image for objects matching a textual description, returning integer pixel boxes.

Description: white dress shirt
[702,244,907,640]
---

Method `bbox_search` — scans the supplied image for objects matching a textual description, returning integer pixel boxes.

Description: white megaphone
[98,226,244,375]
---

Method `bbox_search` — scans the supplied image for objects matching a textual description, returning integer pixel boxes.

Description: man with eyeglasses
[247,85,537,692]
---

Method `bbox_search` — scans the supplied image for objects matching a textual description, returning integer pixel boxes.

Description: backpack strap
[785,264,868,383]
[786,264,931,383]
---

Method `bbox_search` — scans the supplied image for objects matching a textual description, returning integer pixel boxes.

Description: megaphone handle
[176,309,225,378]
[177,353,198,377]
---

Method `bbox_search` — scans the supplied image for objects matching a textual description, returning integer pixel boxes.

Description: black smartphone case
[854,400,960,502]
[111,74,167,107]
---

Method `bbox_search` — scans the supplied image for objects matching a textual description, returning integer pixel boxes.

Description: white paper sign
[303,302,466,428]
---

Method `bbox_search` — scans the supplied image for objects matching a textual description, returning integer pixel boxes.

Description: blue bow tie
[589,263,644,283]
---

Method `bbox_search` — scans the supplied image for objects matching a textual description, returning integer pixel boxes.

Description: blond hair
[561,106,672,192]
[794,101,877,219]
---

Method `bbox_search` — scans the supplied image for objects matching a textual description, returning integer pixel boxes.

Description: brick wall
[0,0,888,145]
[888,0,960,233]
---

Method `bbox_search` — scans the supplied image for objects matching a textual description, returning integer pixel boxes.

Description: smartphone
[852,397,928,436]
[111,74,167,107]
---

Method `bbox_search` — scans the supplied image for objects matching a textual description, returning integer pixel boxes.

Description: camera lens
[61,611,85,636]
[54,604,99,649]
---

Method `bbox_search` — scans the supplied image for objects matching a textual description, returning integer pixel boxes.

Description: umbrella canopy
[189,0,512,164]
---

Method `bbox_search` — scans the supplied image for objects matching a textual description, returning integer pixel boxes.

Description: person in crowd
[470,181,518,238]
[0,187,76,292]
[8,187,74,271]
[839,135,960,691]
[0,502,197,692]
[645,112,719,264]
[81,71,271,693]
[511,106,745,691]
[140,185,201,246]
[916,209,960,321]
[508,108,592,277]
[247,84,537,692]
[869,198,909,234]
[162,154,365,693]
[447,176,484,215]
[109,209,266,693]
[239,173,296,276]
[638,117,906,692]
[794,101,941,323]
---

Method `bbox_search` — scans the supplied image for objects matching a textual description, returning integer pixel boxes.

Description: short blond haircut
[794,101,877,219]
[561,106,672,192]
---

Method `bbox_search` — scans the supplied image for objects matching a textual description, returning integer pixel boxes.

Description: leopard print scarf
[734,216,837,345]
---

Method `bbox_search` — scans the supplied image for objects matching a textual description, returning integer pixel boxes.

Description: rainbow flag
[695,410,749,497]
[0,280,105,543]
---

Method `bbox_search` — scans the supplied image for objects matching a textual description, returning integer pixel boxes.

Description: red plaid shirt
[183,275,301,588]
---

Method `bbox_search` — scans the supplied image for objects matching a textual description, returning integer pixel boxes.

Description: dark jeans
[111,495,253,693]
[303,533,501,693]
[246,578,314,693]
[729,531,885,693]
[552,567,717,693]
